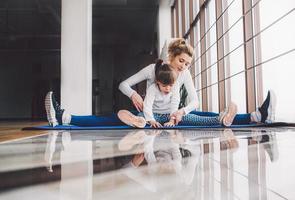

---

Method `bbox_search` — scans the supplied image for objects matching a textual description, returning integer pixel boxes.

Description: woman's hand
[131,92,144,112]
[149,120,163,128]
[170,109,185,125]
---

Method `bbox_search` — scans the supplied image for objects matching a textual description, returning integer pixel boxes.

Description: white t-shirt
[143,83,180,122]
[119,63,199,114]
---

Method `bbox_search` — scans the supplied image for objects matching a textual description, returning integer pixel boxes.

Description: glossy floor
[0,125,295,200]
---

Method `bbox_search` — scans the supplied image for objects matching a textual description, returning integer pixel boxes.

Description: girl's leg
[137,113,170,125]
[152,113,171,124]
[182,103,237,126]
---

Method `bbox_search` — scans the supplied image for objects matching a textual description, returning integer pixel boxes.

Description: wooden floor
[0,121,49,143]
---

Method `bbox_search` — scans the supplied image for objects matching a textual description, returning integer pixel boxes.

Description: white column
[158,0,172,60]
[61,0,92,115]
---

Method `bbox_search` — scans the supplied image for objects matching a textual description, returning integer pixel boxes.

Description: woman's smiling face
[169,53,192,72]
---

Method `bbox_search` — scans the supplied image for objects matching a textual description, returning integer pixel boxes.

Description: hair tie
[157,59,163,64]
[155,59,163,73]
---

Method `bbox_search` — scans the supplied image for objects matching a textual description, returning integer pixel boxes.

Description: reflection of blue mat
[22,122,293,130]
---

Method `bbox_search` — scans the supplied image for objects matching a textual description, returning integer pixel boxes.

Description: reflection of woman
[45,38,276,127]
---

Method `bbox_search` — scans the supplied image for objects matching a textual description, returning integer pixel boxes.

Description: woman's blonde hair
[168,38,194,58]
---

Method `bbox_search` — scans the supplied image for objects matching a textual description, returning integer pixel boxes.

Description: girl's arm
[170,82,181,114]
[143,84,156,122]
[165,83,180,126]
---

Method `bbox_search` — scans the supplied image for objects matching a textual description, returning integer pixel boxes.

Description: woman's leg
[189,110,219,117]
[72,110,140,126]
[189,90,276,125]
[70,113,124,126]
[117,110,145,128]
[45,91,137,126]
[179,114,220,126]
[190,110,251,124]
[232,114,251,125]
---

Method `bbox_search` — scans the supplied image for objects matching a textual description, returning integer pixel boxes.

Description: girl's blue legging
[137,113,220,126]
[70,111,251,127]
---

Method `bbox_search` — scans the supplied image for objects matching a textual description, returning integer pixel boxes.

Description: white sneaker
[44,91,59,127]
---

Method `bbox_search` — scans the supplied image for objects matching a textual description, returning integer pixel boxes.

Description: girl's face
[169,53,192,72]
[157,81,174,94]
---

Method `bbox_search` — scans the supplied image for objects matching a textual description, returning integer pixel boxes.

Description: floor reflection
[0,128,291,199]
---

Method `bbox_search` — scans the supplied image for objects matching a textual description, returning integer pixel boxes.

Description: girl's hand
[170,109,185,125]
[149,120,163,128]
[131,92,144,112]
[164,120,175,127]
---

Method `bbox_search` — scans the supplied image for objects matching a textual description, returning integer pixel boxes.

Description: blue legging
[190,111,251,125]
[137,113,220,126]
[70,111,251,126]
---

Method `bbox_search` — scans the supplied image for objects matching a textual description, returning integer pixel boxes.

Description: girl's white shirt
[119,63,199,114]
[143,83,180,122]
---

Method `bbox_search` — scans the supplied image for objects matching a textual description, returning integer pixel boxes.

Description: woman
[45,38,275,127]
[117,38,275,126]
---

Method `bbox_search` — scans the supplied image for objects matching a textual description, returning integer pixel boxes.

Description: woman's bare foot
[219,102,237,127]
[117,110,146,128]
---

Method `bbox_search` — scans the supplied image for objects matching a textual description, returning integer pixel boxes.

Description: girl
[117,60,237,128]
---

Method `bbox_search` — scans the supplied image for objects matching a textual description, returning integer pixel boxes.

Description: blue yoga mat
[22,122,293,130]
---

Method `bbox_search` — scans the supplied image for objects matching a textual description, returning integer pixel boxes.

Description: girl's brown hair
[155,59,176,85]
[168,38,194,58]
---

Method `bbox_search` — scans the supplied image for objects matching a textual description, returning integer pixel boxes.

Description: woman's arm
[119,64,154,98]
[171,70,199,125]
[119,64,154,111]
[182,70,199,114]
